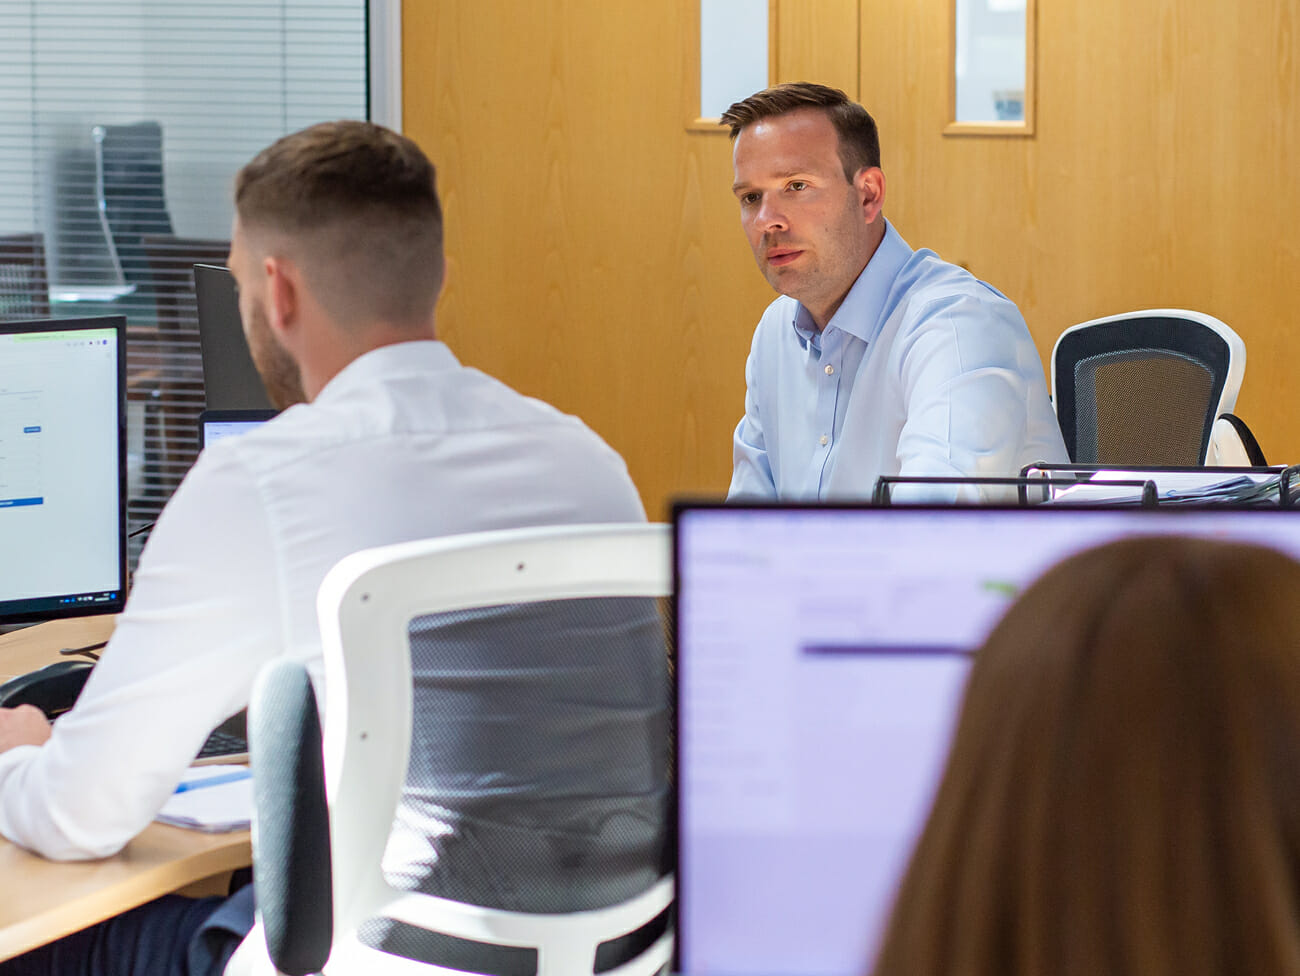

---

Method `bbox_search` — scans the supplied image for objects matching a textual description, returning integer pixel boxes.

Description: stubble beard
[245,302,307,411]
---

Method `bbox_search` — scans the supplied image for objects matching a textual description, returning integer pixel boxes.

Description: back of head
[873,535,1300,976]
[719,81,881,179]
[234,120,444,330]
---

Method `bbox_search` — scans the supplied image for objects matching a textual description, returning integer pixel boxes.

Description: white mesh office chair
[1051,309,1247,465]
[227,523,674,976]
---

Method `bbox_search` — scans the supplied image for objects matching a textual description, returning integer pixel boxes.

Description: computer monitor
[672,504,1300,976]
[0,316,126,623]
[193,263,273,411]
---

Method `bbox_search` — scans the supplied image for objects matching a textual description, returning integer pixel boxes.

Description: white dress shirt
[729,219,1068,501]
[0,340,647,860]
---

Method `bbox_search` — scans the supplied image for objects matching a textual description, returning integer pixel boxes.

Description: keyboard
[194,710,249,765]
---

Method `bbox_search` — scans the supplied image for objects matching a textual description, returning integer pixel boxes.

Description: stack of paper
[156,764,252,833]
[1048,470,1280,507]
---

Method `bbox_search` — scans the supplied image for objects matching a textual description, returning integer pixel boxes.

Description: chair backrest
[93,121,175,290]
[0,233,51,321]
[1051,309,1246,465]
[241,523,675,976]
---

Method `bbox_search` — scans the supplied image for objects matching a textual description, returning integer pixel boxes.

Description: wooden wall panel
[773,0,860,95]
[404,0,1300,504]
[864,0,1300,462]
[402,0,857,518]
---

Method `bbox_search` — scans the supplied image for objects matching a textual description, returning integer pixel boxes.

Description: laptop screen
[0,316,126,623]
[198,409,278,449]
[673,505,1300,976]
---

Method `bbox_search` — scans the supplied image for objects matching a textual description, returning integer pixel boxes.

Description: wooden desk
[0,616,252,961]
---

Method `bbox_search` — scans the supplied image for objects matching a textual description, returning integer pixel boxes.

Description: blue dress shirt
[728,220,1068,501]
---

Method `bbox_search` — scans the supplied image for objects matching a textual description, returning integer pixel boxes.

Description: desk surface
[0,616,251,961]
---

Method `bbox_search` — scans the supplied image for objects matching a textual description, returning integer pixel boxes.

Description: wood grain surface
[0,617,250,961]
[403,0,1300,509]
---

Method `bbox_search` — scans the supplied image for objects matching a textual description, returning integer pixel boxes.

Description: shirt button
[824,364,834,375]
[819,435,828,446]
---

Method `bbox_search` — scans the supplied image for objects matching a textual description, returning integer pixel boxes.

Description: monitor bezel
[0,315,128,625]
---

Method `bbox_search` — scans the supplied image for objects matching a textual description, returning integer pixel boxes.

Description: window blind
[0,1,368,563]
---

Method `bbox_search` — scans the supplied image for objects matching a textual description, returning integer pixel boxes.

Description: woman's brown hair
[872,535,1300,976]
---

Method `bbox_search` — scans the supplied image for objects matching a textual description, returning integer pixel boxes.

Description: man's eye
[741,193,760,206]
[788,181,807,191]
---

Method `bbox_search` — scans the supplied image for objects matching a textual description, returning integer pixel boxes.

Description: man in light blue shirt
[722,83,1067,501]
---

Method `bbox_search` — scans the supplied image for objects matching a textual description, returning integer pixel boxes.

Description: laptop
[193,263,274,411]
[198,409,278,449]
[672,504,1300,976]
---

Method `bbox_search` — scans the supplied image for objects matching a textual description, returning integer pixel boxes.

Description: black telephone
[0,661,95,719]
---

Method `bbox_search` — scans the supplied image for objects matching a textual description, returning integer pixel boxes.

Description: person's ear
[263,255,298,340]
[855,166,886,225]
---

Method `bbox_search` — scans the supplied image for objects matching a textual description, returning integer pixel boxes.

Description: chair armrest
[249,660,333,976]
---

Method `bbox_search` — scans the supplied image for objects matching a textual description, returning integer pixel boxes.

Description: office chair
[228,523,675,976]
[0,232,51,321]
[1207,412,1268,466]
[93,121,176,294]
[1051,309,1247,465]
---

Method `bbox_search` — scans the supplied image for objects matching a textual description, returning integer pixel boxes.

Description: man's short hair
[719,82,881,181]
[235,120,444,329]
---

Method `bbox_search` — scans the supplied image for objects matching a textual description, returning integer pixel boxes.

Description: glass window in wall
[0,1,368,563]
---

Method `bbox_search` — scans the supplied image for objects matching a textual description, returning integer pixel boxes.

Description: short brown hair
[235,120,444,329]
[719,82,881,180]
[873,535,1300,976]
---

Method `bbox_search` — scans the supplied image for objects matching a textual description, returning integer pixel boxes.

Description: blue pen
[174,769,252,794]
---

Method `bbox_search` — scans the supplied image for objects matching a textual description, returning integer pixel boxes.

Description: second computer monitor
[673,504,1300,976]
[0,316,127,623]
[193,263,273,411]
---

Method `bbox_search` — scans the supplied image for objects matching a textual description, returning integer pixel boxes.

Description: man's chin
[762,266,802,295]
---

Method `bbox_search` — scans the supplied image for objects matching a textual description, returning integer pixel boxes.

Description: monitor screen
[672,505,1300,976]
[0,316,126,623]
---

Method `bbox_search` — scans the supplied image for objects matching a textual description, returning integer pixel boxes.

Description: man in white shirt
[723,83,1067,501]
[0,122,666,976]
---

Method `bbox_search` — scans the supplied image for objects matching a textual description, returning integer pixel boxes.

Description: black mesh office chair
[1051,309,1247,466]
[93,121,176,296]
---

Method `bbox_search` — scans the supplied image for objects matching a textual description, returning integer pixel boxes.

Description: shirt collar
[790,218,913,345]
[313,339,460,405]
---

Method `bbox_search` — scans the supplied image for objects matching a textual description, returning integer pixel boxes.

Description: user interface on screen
[673,505,1300,976]
[0,317,125,621]
[199,410,276,449]
[202,420,264,445]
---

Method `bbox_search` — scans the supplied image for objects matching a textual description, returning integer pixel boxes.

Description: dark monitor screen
[193,263,273,411]
[0,316,127,623]
[672,504,1300,976]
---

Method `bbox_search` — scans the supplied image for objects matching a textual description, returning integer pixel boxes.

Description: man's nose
[755,196,788,232]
